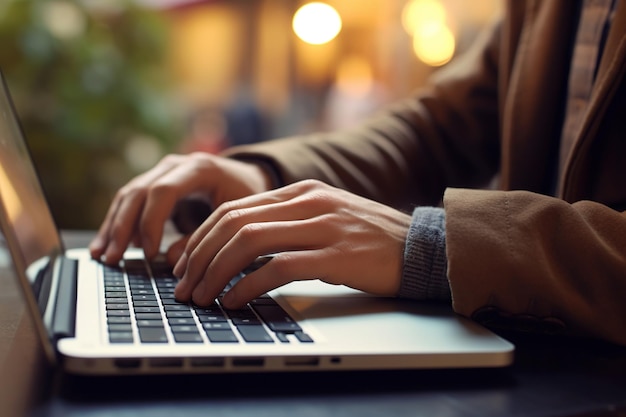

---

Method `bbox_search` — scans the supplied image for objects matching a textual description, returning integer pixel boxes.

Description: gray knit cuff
[398,206,451,301]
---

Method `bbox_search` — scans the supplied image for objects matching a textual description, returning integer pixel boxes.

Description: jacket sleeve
[444,188,626,346]
[222,19,503,211]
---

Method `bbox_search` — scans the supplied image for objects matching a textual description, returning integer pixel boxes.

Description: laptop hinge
[51,256,78,341]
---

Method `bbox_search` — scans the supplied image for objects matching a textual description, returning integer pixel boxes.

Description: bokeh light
[42,1,87,40]
[292,2,342,45]
[401,0,446,35]
[402,0,455,66]
[335,55,374,98]
[412,21,455,66]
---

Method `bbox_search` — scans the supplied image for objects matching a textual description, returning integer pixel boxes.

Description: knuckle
[267,254,296,279]
[117,182,144,200]
[220,208,251,235]
[296,189,337,212]
[213,200,237,218]
[147,181,178,199]
[237,222,263,241]
[294,178,327,192]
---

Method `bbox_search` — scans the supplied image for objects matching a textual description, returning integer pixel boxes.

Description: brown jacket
[225,0,626,345]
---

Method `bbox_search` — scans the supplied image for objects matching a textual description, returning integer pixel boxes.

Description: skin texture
[89,153,411,309]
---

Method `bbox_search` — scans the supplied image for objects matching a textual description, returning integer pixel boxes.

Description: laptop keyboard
[103,258,313,345]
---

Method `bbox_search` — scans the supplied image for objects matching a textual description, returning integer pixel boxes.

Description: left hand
[172,179,412,309]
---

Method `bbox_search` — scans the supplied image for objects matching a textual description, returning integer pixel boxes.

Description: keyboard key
[201,322,231,330]
[108,316,132,324]
[231,317,261,326]
[134,307,161,314]
[223,306,256,320]
[275,332,290,343]
[170,325,200,333]
[132,295,157,301]
[197,314,227,323]
[237,325,274,343]
[133,301,159,307]
[168,318,196,326]
[165,311,193,319]
[108,324,132,332]
[109,332,134,343]
[159,293,177,300]
[194,306,223,315]
[163,304,192,311]
[136,319,165,327]
[173,333,203,343]
[160,298,185,305]
[130,289,155,296]
[138,327,168,343]
[294,331,314,343]
[106,303,130,310]
[105,291,127,298]
[105,297,128,304]
[135,313,163,320]
[128,284,152,291]
[107,310,131,317]
[205,329,238,343]
[252,304,302,333]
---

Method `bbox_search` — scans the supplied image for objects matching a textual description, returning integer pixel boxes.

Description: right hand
[89,152,272,265]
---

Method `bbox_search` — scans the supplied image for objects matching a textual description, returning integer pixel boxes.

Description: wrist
[399,206,451,301]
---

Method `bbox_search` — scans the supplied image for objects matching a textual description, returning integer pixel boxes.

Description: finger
[89,195,123,260]
[89,155,185,262]
[100,189,150,264]
[178,216,330,306]
[183,180,322,257]
[165,236,189,265]
[174,193,323,298]
[138,162,216,258]
[173,198,291,279]
[221,250,322,309]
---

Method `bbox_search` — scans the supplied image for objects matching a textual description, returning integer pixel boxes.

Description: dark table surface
[1,230,625,417]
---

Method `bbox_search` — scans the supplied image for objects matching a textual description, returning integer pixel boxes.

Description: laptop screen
[0,72,63,290]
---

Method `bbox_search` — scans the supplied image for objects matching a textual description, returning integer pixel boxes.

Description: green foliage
[0,0,182,229]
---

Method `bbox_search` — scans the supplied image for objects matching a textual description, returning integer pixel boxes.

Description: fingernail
[173,253,187,277]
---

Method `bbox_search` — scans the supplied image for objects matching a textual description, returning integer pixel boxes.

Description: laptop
[0,70,514,375]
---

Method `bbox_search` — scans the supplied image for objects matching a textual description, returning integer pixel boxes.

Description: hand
[89,152,272,265]
[172,179,412,309]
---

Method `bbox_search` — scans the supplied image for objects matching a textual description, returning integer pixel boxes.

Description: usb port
[284,357,319,367]
[232,357,264,367]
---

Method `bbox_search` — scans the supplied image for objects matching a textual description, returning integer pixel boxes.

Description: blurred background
[0,0,502,229]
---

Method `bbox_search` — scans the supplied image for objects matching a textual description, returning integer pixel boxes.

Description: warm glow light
[402,0,446,35]
[292,2,342,45]
[412,21,455,66]
[0,164,23,222]
[335,56,374,98]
